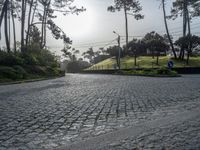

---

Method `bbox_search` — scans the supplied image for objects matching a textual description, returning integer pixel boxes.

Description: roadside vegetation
[121,68,179,77]
[0,49,65,83]
[82,0,200,76]
[0,0,85,83]
[87,56,200,70]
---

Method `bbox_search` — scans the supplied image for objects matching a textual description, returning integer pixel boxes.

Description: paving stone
[0,74,200,149]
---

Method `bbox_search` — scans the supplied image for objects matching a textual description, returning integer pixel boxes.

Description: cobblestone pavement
[104,115,200,150]
[0,74,200,149]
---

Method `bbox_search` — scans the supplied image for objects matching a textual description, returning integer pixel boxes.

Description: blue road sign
[168,60,174,69]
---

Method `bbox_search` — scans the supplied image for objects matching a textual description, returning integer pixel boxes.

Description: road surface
[0,74,200,149]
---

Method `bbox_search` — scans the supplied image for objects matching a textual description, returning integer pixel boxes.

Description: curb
[0,75,65,86]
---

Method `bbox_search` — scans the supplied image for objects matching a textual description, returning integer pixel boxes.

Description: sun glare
[55,3,96,39]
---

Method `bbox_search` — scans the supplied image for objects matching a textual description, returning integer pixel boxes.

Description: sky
[0,0,200,56]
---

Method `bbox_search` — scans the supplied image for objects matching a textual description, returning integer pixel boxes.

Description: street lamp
[113,31,121,70]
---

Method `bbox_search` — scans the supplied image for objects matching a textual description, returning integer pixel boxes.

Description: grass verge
[121,68,180,77]
[0,65,65,84]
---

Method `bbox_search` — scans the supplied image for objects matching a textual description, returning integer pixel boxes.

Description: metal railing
[87,63,140,71]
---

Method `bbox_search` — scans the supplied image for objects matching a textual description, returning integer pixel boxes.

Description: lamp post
[113,31,121,70]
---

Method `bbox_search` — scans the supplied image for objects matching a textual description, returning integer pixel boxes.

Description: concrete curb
[0,75,65,86]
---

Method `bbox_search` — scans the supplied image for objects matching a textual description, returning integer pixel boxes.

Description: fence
[84,63,200,74]
[87,62,155,71]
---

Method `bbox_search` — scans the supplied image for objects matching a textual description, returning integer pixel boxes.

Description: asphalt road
[0,74,200,149]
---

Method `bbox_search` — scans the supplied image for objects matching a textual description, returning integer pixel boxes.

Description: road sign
[168,60,174,69]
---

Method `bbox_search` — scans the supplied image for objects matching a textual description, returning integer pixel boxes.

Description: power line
[73,39,119,47]
[72,39,126,49]
[48,22,199,49]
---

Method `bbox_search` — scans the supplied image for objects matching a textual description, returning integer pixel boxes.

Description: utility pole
[113,31,121,70]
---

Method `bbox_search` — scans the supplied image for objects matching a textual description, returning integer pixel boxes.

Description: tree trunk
[43,6,48,48]
[116,56,119,68]
[21,0,26,53]
[4,1,11,53]
[186,4,191,65]
[0,0,9,40]
[134,54,137,66]
[180,0,187,60]
[11,0,16,53]
[29,0,37,43]
[40,5,46,48]
[156,53,159,65]
[26,0,34,47]
[152,49,155,59]
[124,4,128,54]
[162,0,177,59]
[8,9,11,48]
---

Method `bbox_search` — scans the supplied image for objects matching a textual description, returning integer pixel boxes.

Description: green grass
[87,56,200,70]
[121,68,179,77]
[0,65,65,83]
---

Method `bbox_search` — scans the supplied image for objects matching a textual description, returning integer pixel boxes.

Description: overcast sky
[0,0,200,56]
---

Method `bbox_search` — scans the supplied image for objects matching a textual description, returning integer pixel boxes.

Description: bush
[58,69,65,76]
[25,65,47,76]
[155,68,178,76]
[35,49,58,67]
[0,51,24,66]
[23,53,39,65]
[46,67,58,76]
[0,66,23,80]
[122,68,178,76]
[13,65,28,79]
[156,68,170,75]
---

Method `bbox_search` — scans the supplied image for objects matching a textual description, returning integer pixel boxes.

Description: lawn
[87,56,200,70]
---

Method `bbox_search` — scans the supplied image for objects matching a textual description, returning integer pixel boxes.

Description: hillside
[87,56,200,70]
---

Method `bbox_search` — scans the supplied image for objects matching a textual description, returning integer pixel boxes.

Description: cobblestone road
[0,74,200,149]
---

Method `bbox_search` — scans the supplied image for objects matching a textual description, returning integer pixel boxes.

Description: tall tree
[169,0,200,60]
[175,35,200,64]
[21,0,27,53]
[127,38,146,66]
[162,0,177,59]
[25,0,34,47]
[143,32,169,65]
[82,47,95,64]
[11,0,17,52]
[0,0,9,40]
[4,0,11,53]
[108,0,143,53]
[106,45,122,67]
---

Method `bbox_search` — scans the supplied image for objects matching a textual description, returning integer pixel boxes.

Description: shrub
[0,51,23,66]
[58,69,65,76]
[36,49,58,67]
[23,53,39,65]
[46,67,58,76]
[0,66,22,80]
[156,67,170,75]
[26,65,47,76]
[13,65,28,79]
[122,68,178,76]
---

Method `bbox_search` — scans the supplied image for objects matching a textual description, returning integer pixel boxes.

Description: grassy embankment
[0,50,65,84]
[0,65,65,84]
[85,56,200,77]
[87,56,200,70]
